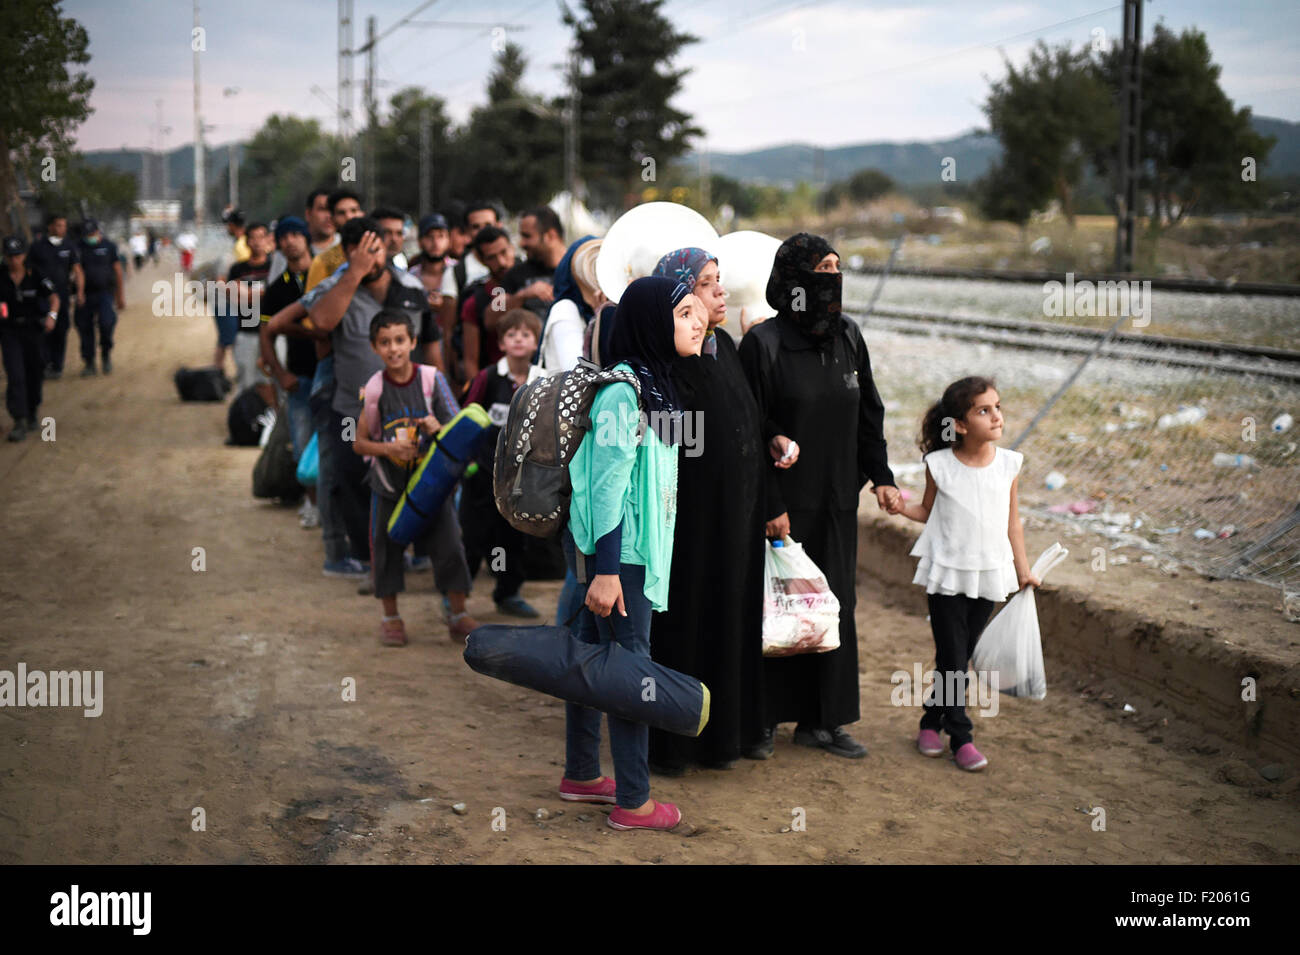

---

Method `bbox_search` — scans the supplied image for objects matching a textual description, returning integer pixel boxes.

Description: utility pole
[338,0,354,146]
[419,108,432,215]
[1114,0,1143,272]
[563,47,580,202]
[364,15,377,208]
[193,0,205,229]
[699,139,710,211]
[155,100,172,199]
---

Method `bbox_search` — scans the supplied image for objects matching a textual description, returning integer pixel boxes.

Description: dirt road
[1,265,1297,864]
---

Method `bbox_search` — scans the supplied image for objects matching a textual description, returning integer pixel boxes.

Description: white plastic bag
[762,537,841,657]
[970,543,1069,700]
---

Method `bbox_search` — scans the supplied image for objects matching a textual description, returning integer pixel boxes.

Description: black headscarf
[766,232,843,340]
[605,275,691,445]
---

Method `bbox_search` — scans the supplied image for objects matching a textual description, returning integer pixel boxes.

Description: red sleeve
[465,368,489,407]
[460,294,478,328]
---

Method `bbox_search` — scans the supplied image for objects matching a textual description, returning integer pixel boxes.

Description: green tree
[562,0,703,209]
[35,153,137,222]
[1094,24,1275,225]
[454,44,563,212]
[0,0,95,238]
[977,41,1115,227]
[827,168,895,206]
[373,87,458,215]
[237,115,339,221]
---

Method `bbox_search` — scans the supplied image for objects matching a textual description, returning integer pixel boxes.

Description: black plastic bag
[252,403,302,501]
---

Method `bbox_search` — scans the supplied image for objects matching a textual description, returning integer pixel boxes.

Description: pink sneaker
[607,800,682,831]
[379,617,407,647]
[916,729,944,757]
[954,742,988,772]
[558,776,617,804]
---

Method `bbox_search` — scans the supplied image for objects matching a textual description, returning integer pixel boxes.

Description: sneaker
[357,579,374,596]
[379,617,407,647]
[917,729,945,757]
[558,776,617,804]
[297,500,320,529]
[495,595,540,618]
[101,355,112,374]
[742,726,776,760]
[447,610,479,642]
[607,800,682,831]
[6,424,27,443]
[322,557,369,579]
[80,364,97,377]
[404,552,431,571]
[793,725,868,759]
[44,366,62,380]
[954,742,988,772]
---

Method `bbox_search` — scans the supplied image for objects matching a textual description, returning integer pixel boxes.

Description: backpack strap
[361,371,384,441]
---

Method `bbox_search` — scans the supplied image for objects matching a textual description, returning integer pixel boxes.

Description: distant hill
[83,117,1300,197]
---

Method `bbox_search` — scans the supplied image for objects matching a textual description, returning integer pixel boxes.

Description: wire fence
[844,277,1300,611]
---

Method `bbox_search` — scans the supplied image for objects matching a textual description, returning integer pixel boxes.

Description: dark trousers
[370,492,472,598]
[564,559,653,810]
[459,479,525,603]
[75,291,116,364]
[326,407,373,562]
[42,295,72,371]
[1,324,44,423]
[920,592,995,750]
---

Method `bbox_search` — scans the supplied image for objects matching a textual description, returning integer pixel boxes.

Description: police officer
[1,236,59,442]
[75,218,125,376]
[27,212,83,380]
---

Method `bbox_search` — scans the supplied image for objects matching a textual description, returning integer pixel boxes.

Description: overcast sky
[66,0,1300,155]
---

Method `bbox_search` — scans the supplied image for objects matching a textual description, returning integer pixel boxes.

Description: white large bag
[970,543,1069,700]
[762,537,841,657]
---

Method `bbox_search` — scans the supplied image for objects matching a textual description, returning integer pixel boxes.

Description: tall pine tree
[562,0,702,209]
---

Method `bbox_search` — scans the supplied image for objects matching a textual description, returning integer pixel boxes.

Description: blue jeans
[556,527,584,627]
[563,557,654,810]
[286,383,313,461]
[309,355,348,562]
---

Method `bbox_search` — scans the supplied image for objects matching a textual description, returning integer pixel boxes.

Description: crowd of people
[2,188,1043,833]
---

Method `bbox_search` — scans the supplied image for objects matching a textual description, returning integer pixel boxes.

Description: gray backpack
[494,358,643,537]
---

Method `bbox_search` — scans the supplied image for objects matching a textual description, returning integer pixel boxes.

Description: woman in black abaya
[737,233,899,759]
[647,247,767,773]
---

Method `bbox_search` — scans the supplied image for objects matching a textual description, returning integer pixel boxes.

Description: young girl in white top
[890,376,1039,771]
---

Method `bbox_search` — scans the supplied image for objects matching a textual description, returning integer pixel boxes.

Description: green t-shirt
[567,364,679,612]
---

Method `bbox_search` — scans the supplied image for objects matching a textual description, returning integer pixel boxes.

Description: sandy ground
[1,264,1298,865]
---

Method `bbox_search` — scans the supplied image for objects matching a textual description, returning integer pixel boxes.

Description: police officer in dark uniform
[1,236,59,442]
[27,212,83,379]
[75,218,125,376]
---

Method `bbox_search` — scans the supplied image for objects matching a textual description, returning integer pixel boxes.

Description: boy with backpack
[352,308,478,646]
[460,308,546,618]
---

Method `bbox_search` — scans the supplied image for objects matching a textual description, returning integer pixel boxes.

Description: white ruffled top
[910,446,1023,601]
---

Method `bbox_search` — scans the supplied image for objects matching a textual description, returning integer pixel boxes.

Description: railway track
[848,304,1300,382]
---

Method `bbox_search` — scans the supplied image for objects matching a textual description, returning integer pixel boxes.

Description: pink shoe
[916,729,944,757]
[607,800,682,831]
[558,776,617,804]
[379,617,407,647]
[954,742,988,772]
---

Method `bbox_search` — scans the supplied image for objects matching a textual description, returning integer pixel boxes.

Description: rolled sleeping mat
[387,403,491,546]
[464,623,711,737]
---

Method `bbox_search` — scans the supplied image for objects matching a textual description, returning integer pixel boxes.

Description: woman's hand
[769,435,798,469]
[875,485,901,513]
[1018,571,1041,591]
[765,512,791,540]
[585,574,626,618]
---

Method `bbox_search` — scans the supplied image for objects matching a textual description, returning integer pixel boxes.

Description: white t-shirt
[909,446,1024,601]
[441,250,489,298]
[538,298,586,375]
